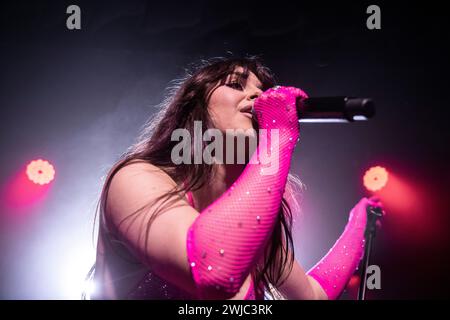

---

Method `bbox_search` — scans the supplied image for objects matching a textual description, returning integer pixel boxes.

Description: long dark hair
[94,55,303,299]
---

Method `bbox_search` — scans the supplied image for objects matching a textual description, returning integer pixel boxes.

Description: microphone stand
[357,205,383,300]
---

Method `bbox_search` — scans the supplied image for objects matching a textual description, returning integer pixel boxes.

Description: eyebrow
[230,71,263,90]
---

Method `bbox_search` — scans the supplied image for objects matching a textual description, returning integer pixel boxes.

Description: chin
[236,127,256,139]
[237,119,256,132]
[225,123,257,138]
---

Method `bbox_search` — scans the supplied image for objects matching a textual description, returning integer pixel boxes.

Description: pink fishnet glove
[186,86,307,299]
[307,197,383,299]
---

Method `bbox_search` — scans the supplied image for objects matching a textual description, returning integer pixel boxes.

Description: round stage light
[363,166,388,192]
[26,159,55,185]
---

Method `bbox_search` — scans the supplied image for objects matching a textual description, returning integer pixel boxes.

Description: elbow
[307,275,329,300]
[187,230,246,299]
[195,285,239,300]
[314,289,329,300]
[192,273,243,300]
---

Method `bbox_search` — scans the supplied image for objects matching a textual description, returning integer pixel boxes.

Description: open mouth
[240,106,253,119]
[241,111,253,119]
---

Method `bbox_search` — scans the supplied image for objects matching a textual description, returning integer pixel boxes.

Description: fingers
[367,195,382,205]
[349,197,386,223]
[292,87,309,99]
[367,196,386,216]
[359,196,385,212]
[268,86,308,99]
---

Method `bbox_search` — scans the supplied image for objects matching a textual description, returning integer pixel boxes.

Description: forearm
[187,133,296,298]
[186,86,306,299]
[306,198,371,300]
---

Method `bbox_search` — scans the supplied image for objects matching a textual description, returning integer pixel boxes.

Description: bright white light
[82,277,96,300]
[299,118,349,123]
[352,115,369,121]
[60,249,95,299]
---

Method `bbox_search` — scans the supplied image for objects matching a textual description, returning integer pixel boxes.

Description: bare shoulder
[112,161,175,185]
[103,160,200,294]
[110,161,178,199]
[105,161,184,226]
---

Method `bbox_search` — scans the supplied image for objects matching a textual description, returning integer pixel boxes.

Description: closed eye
[226,82,244,91]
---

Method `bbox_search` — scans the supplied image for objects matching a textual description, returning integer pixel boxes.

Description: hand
[367,196,386,229]
[367,196,385,213]
[348,196,385,228]
[253,86,308,142]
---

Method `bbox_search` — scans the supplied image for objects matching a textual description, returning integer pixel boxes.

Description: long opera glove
[307,198,381,299]
[186,86,307,299]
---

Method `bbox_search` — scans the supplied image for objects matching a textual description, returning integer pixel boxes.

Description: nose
[247,89,261,101]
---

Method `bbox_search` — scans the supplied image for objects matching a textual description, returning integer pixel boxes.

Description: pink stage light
[363,166,388,192]
[361,164,441,246]
[26,159,55,185]
[1,159,55,214]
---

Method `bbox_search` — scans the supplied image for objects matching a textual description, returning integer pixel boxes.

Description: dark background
[0,0,449,299]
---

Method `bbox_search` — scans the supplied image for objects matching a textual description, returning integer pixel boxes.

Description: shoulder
[109,161,179,198]
[113,161,174,183]
[105,161,181,222]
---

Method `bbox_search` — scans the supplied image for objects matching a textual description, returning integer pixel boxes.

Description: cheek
[209,109,234,132]
[209,87,240,111]
[208,88,240,129]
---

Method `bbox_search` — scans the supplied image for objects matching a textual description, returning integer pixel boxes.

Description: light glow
[363,166,388,192]
[26,159,55,185]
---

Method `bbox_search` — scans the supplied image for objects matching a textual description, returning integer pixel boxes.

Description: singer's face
[208,67,263,133]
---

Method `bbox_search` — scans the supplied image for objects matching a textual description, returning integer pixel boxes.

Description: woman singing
[90,56,381,300]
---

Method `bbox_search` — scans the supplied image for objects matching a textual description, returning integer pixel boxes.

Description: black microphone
[296,96,375,123]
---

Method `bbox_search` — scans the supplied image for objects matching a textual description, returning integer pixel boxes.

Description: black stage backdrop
[0,0,449,300]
